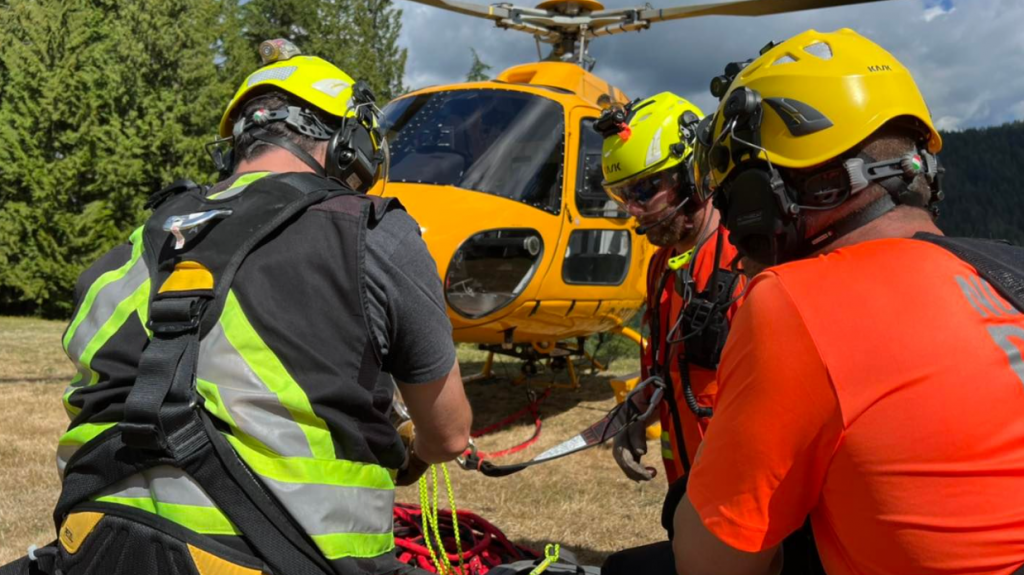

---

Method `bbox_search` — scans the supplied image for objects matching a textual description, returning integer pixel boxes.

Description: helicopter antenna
[404,0,893,68]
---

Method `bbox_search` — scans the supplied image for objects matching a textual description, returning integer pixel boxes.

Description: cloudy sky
[394,0,1023,130]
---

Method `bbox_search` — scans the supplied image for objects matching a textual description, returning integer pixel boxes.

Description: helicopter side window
[562,229,631,285]
[383,90,564,214]
[576,119,627,218]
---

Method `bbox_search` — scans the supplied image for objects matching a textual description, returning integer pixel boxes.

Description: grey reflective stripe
[198,321,313,458]
[56,444,78,478]
[968,276,1004,317]
[66,255,149,363]
[96,466,218,508]
[957,275,997,318]
[988,326,1024,387]
[247,66,297,87]
[979,277,1020,315]
[261,476,395,536]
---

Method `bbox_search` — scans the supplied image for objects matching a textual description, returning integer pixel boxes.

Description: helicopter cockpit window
[562,229,631,285]
[383,90,565,214]
[576,119,627,218]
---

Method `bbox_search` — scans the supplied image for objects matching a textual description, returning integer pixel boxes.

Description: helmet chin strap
[795,193,896,259]
[252,130,326,177]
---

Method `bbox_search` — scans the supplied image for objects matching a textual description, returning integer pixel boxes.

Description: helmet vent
[804,42,833,60]
[772,54,797,66]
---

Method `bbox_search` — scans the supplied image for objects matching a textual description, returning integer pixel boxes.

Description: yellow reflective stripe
[59,422,117,446]
[63,277,151,416]
[208,172,271,199]
[197,379,275,454]
[95,496,240,536]
[220,291,335,460]
[225,434,392,490]
[63,227,145,353]
[662,448,674,460]
[311,532,394,560]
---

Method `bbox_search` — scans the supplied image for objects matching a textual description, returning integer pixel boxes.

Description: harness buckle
[120,421,168,452]
[147,298,205,335]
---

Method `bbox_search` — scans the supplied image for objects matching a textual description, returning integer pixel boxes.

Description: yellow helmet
[695,29,945,266]
[219,52,359,138]
[214,40,387,193]
[702,28,941,190]
[598,92,703,205]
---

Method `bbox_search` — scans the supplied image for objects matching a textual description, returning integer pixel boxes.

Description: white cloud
[922,5,955,22]
[396,0,1024,129]
[935,116,962,131]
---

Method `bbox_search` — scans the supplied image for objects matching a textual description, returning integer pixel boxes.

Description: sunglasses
[606,171,681,206]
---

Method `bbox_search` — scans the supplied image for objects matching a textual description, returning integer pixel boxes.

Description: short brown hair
[232,92,337,163]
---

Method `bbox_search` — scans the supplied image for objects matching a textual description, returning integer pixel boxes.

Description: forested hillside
[939,121,1024,245]
[0,0,1018,318]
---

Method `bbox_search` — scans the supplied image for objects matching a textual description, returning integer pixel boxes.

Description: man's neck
[234,148,322,175]
[674,207,721,255]
[818,206,943,255]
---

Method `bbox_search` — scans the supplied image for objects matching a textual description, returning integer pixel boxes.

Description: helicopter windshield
[383,89,565,214]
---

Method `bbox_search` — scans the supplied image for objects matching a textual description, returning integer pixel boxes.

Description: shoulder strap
[914,233,1024,313]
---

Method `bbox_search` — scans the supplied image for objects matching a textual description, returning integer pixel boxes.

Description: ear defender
[324,81,386,193]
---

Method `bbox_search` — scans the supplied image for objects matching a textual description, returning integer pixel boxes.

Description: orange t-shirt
[642,229,743,483]
[688,238,1024,575]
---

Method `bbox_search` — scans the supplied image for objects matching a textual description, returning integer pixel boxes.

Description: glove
[613,419,655,482]
[394,420,430,486]
[395,446,431,487]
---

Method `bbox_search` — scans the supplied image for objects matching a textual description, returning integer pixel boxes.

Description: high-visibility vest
[58,172,400,562]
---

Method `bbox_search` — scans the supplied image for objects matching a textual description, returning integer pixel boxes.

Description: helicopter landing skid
[461,351,495,383]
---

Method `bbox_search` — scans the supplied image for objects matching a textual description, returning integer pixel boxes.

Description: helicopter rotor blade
[403,0,510,21]
[638,0,890,22]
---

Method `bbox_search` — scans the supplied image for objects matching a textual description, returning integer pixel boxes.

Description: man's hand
[395,440,431,486]
[613,420,655,481]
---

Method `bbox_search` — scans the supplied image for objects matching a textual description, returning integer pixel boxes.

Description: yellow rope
[418,463,466,574]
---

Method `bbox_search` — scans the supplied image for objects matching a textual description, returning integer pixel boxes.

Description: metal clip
[163,209,233,250]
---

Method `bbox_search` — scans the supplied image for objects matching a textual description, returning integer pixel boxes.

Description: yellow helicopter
[376,0,886,387]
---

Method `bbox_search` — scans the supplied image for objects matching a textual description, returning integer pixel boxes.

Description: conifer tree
[242,0,407,101]
[466,48,492,82]
[0,0,244,316]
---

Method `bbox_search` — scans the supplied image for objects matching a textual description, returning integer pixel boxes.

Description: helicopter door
[532,108,649,335]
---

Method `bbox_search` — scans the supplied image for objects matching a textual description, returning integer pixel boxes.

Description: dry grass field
[0,317,666,567]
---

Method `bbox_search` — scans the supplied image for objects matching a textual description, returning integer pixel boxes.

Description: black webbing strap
[55,173,360,575]
[184,413,335,575]
[915,233,1024,313]
[54,415,334,575]
[121,297,206,453]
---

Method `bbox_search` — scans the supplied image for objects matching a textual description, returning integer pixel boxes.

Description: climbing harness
[50,173,373,575]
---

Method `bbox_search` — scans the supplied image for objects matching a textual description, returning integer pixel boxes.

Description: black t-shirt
[208,172,456,386]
